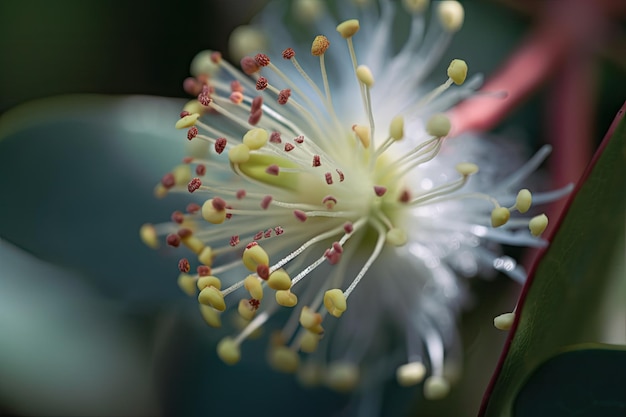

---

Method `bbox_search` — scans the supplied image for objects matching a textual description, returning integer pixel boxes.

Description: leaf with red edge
[480,101,626,417]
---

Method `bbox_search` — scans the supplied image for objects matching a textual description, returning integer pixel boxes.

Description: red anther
[282,48,295,60]
[212,197,226,211]
[171,210,185,224]
[336,169,345,182]
[256,264,270,280]
[229,235,240,247]
[197,265,211,276]
[180,110,191,118]
[332,242,343,253]
[188,177,202,193]
[210,51,222,64]
[260,195,273,210]
[231,80,243,93]
[254,53,271,67]
[264,229,272,238]
[251,96,263,112]
[265,164,280,176]
[274,226,284,235]
[249,109,262,125]
[246,242,259,249]
[294,135,304,144]
[196,74,209,85]
[373,185,387,197]
[278,89,291,105]
[195,164,206,176]
[248,298,261,309]
[322,195,337,209]
[161,173,176,189]
[325,249,341,265]
[399,189,411,203]
[183,77,202,96]
[215,137,227,154]
[270,132,282,143]
[182,156,194,164]
[187,126,199,140]
[284,143,295,152]
[198,85,212,106]
[178,258,191,273]
[241,56,260,75]
[177,228,193,238]
[256,77,268,91]
[312,155,321,167]
[325,172,333,185]
[236,189,246,199]
[230,91,244,104]
[254,231,264,240]
[294,210,307,222]
[225,206,232,219]
[186,203,201,214]
[343,222,354,234]
[166,233,181,247]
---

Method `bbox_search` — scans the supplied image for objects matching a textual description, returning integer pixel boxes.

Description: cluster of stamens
[140,0,552,398]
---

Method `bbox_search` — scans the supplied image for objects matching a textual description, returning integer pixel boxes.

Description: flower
[140,0,563,404]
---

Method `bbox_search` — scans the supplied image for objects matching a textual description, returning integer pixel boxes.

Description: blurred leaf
[514,344,626,417]
[480,102,626,417]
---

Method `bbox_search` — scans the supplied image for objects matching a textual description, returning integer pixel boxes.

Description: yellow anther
[228,26,268,62]
[356,65,374,87]
[447,59,468,85]
[353,124,371,148]
[242,128,268,150]
[177,273,197,296]
[172,164,192,186]
[491,207,511,227]
[297,362,324,387]
[198,286,226,311]
[529,214,548,236]
[267,269,292,291]
[389,115,404,140]
[300,330,321,353]
[299,306,322,329]
[325,362,359,392]
[515,189,532,213]
[199,304,221,328]
[153,183,168,199]
[425,113,451,137]
[311,35,330,56]
[182,235,204,254]
[196,275,221,290]
[189,50,220,77]
[242,244,269,272]
[455,162,479,176]
[183,100,204,115]
[424,375,451,400]
[139,223,159,249]
[269,346,300,373]
[228,143,251,164]
[324,289,347,318]
[386,228,408,246]
[437,1,464,32]
[493,312,516,330]
[396,362,427,387]
[238,298,258,320]
[201,199,227,224]
[336,19,360,38]
[175,113,200,129]
[402,0,429,13]
[216,337,240,365]
[244,275,263,300]
[198,246,213,265]
[294,0,325,22]
[276,290,298,307]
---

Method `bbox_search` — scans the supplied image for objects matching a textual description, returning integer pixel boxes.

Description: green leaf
[514,345,626,417]
[480,102,626,417]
